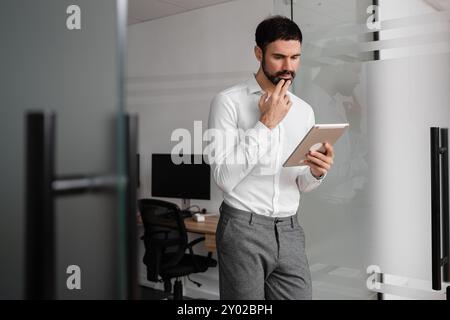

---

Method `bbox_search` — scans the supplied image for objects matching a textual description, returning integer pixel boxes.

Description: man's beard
[262,54,296,85]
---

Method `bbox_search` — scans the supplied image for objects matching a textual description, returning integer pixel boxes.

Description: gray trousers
[216,202,312,300]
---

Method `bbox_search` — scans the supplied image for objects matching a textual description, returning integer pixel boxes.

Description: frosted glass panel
[292,0,373,300]
[275,0,450,299]
[0,0,127,299]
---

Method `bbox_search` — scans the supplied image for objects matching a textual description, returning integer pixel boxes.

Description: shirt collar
[246,74,263,95]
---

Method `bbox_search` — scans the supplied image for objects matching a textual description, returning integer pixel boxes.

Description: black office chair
[138,198,217,300]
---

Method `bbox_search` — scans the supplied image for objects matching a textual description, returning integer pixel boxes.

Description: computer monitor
[151,154,211,209]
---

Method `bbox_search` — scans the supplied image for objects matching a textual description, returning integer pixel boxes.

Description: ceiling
[127,0,237,25]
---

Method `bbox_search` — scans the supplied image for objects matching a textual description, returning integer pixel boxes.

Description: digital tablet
[283,123,349,167]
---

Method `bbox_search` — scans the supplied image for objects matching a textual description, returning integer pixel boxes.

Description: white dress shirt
[207,75,325,217]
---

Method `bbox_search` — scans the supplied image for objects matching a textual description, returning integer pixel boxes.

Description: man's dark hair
[255,15,302,53]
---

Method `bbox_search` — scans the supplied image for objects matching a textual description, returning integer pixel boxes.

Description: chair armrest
[187,237,205,248]
[186,237,208,271]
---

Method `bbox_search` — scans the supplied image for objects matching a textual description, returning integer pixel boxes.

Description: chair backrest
[138,199,188,281]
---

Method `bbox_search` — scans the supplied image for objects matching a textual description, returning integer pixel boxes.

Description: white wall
[127,0,274,299]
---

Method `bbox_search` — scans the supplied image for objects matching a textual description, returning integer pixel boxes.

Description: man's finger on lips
[281,79,291,96]
[273,79,285,96]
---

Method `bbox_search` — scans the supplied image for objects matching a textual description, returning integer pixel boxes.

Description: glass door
[275,0,450,299]
[0,0,133,299]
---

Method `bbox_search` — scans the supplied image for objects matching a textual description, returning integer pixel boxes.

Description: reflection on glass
[305,39,368,204]
[275,0,450,299]
[275,0,373,299]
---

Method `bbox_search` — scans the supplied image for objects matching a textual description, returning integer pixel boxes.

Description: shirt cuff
[254,121,271,133]
[307,167,327,182]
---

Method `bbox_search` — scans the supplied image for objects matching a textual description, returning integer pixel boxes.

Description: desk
[137,214,219,252]
[184,215,219,252]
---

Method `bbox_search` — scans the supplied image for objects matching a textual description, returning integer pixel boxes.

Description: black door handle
[24,111,138,299]
[430,127,450,291]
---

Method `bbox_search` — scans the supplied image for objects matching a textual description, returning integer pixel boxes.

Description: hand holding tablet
[283,123,349,167]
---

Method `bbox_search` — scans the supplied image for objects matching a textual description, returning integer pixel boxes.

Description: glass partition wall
[275,0,450,299]
[0,0,130,299]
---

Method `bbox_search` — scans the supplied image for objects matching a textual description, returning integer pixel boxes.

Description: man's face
[259,39,301,85]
